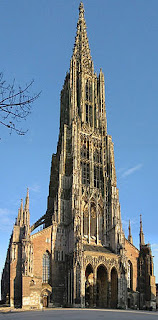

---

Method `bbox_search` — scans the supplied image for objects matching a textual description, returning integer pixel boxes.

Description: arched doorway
[41,289,50,307]
[41,285,52,308]
[85,264,94,307]
[96,265,108,308]
[111,267,118,308]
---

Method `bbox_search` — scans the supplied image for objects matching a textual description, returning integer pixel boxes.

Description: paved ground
[0,309,158,320]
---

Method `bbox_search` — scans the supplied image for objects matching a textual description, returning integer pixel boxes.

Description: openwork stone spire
[73,1,93,73]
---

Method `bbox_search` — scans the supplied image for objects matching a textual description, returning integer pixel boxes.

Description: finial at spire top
[79,1,85,17]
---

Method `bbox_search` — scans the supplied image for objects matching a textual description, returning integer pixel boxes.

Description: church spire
[128,220,133,244]
[72,1,93,73]
[139,214,145,248]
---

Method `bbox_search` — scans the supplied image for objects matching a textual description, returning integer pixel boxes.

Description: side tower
[137,215,156,310]
[47,2,126,308]
[1,190,31,307]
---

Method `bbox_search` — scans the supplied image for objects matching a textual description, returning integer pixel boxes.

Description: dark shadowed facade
[1,2,156,310]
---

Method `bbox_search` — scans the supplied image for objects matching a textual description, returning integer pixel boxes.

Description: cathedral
[1,2,156,310]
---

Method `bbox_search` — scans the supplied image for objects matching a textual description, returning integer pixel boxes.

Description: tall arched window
[98,206,103,241]
[85,79,92,126]
[127,260,133,290]
[83,205,89,236]
[90,203,97,237]
[43,252,50,283]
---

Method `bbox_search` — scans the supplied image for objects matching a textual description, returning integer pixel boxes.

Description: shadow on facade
[13,244,22,308]
[85,263,118,309]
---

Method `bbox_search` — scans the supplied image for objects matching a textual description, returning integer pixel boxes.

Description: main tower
[46,1,126,307]
[47,1,125,252]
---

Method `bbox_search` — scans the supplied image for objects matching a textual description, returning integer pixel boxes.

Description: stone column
[107,270,111,308]
[71,269,73,305]
[117,274,121,308]
[80,267,85,308]
[68,271,70,305]
[93,267,97,307]
[88,202,90,243]
[96,201,99,244]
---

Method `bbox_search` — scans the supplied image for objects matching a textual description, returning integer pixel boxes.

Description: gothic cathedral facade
[1,2,156,310]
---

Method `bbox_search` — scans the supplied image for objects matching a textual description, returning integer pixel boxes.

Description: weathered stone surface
[1,1,156,311]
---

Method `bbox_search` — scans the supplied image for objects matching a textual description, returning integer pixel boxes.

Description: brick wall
[125,239,139,291]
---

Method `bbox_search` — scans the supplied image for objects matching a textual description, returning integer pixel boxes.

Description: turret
[14,189,30,232]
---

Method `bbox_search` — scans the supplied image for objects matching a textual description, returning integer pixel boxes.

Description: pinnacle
[140,214,143,229]
[129,220,131,231]
[20,198,23,208]
[26,187,29,198]
[25,187,29,210]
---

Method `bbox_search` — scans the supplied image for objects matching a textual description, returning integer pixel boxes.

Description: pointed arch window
[127,260,133,290]
[81,161,90,185]
[83,205,89,236]
[94,166,103,189]
[98,206,103,241]
[43,252,50,283]
[85,79,92,102]
[90,203,97,237]
[81,137,89,160]
[85,79,92,126]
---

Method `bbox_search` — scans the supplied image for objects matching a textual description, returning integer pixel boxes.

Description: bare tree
[0,72,41,135]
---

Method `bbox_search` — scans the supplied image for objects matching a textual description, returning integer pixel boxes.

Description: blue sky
[0,0,158,296]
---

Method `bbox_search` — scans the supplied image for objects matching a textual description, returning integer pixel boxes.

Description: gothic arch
[40,286,52,308]
[96,264,108,308]
[85,264,94,307]
[111,267,118,308]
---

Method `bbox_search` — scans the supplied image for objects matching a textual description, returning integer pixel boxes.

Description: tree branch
[0,73,41,136]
